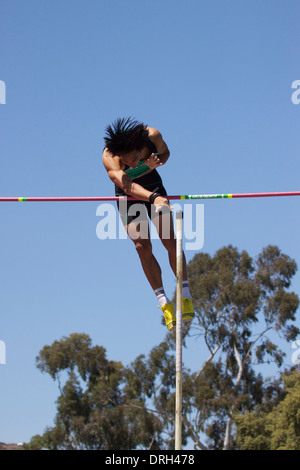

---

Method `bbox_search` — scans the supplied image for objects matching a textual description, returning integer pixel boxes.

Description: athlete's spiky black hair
[104,117,149,155]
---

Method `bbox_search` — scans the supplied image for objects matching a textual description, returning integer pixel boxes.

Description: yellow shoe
[182,298,195,321]
[161,301,176,332]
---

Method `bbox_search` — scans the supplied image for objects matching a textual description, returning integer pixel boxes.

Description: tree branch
[244,326,273,365]
[183,415,208,450]
[195,343,221,381]
[112,400,173,425]
[223,327,273,450]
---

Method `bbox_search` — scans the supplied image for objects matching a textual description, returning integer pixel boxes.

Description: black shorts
[115,169,168,226]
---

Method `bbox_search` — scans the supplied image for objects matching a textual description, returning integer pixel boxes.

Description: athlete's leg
[132,236,163,291]
[152,209,195,322]
[152,210,187,280]
[117,199,178,331]
[124,206,164,291]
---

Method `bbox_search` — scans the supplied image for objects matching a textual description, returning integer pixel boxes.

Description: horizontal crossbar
[0,191,300,202]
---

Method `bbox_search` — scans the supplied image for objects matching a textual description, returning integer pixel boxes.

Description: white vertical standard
[175,210,183,450]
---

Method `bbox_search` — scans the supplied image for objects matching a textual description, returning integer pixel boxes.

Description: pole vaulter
[2,115,299,450]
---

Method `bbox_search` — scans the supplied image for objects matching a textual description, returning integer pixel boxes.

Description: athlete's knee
[134,239,153,258]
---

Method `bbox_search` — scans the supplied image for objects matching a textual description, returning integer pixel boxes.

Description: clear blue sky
[1,0,299,445]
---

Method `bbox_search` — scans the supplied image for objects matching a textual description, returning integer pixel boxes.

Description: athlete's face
[120,150,141,168]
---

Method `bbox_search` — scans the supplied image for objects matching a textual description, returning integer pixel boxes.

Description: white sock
[182,280,191,299]
[154,287,170,307]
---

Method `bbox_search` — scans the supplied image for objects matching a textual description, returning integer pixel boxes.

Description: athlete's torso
[120,138,158,180]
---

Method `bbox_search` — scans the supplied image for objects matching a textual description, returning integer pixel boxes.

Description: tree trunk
[223,344,244,450]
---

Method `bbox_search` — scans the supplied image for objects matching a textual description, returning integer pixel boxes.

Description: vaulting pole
[175,210,183,450]
[1,190,300,202]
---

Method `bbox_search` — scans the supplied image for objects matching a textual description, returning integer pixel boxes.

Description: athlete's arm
[102,148,158,202]
[146,127,170,167]
[144,129,173,210]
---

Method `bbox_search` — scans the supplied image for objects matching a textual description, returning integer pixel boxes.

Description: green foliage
[25,245,299,450]
[28,333,163,450]
[235,370,300,450]
[184,245,299,449]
